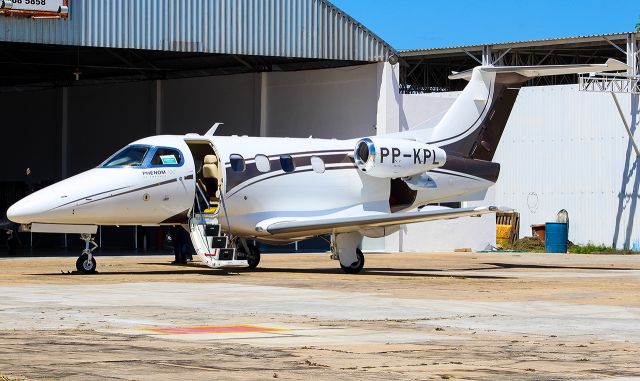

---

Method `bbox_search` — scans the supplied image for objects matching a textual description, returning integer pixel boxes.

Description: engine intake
[354,137,446,178]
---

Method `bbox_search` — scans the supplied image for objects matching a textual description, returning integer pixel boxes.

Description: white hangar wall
[395,84,640,251]
[494,85,640,250]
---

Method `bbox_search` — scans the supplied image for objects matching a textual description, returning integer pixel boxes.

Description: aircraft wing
[259,206,498,238]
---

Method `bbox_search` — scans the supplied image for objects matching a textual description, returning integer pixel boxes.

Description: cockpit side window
[150,147,183,166]
[101,145,150,167]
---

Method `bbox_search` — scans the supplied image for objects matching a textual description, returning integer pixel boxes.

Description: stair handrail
[192,182,212,253]
[218,181,233,240]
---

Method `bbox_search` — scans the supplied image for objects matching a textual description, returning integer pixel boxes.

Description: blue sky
[330,0,639,50]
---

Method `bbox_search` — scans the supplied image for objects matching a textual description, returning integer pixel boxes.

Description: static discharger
[141,325,285,335]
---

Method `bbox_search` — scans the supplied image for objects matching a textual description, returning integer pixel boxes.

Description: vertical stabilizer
[394,59,628,161]
[428,68,523,160]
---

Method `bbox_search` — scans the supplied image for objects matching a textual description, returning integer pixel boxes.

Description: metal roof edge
[399,32,640,57]
[320,0,398,57]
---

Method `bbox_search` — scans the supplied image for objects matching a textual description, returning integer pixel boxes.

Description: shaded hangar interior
[0,0,395,252]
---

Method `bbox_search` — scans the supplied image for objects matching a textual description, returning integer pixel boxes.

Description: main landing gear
[331,232,365,274]
[76,233,99,274]
[236,239,261,270]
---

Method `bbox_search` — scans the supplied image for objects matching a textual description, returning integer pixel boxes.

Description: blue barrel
[545,222,568,253]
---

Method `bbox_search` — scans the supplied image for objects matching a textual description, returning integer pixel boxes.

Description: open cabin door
[184,138,248,269]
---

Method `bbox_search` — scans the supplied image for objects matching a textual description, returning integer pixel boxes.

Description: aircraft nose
[6,197,39,224]
[6,183,71,224]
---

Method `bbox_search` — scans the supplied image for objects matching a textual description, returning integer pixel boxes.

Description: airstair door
[189,213,248,269]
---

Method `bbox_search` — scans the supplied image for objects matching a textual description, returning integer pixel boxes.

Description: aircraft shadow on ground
[32,260,636,279]
[30,269,235,277]
[257,267,511,279]
[483,262,638,271]
[29,264,512,279]
[31,261,638,278]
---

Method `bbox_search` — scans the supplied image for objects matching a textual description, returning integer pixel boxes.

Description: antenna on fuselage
[205,122,224,136]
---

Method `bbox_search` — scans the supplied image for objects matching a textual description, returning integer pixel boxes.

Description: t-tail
[396,59,629,162]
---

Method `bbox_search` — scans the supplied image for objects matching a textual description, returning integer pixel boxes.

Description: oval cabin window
[280,155,295,173]
[311,156,325,173]
[255,155,271,173]
[230,154,246,172]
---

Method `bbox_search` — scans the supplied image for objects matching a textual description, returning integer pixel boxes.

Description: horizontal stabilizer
[261,206,499,237]
[449,59,629,80]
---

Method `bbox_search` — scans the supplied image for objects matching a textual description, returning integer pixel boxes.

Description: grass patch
[569,243,619,254]
[507,238,638,254]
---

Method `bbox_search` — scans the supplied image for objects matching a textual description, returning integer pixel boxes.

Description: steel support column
[482,45,492,66]
[627,33,638,76]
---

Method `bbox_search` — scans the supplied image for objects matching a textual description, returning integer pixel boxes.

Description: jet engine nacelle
[354,137,447,178]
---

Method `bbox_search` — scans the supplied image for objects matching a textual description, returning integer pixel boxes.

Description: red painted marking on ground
[142,325,284,335]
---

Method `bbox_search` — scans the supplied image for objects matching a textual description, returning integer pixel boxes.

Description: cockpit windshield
[101,145,150,167]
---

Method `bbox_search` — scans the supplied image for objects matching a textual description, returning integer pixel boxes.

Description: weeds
[507,238,638,254]
[569,243,619,254]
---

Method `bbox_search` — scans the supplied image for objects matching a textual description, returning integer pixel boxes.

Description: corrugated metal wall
[493,85,640,249]
[0,0,393,61]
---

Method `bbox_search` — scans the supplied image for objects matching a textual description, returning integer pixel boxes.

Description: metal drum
[545,222,568,253]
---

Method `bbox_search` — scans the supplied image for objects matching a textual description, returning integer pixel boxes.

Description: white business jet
[7,59,628,274]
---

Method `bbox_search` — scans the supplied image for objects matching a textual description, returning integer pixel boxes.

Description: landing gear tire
[76,253,97,274]
[238,242,261,270]
[340,248,365,274]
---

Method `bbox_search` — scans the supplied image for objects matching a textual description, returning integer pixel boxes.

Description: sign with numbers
[0,0,68,17]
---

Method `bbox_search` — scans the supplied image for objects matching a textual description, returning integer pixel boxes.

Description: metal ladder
[189,183,248,269]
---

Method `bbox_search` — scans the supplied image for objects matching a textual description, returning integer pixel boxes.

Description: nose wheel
[76,233,98,274]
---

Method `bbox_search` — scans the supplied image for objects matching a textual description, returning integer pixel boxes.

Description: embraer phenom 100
[7,59,628,273]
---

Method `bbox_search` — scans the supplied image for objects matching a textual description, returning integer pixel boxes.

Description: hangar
[0,0,398,251]
[1,1,638,253]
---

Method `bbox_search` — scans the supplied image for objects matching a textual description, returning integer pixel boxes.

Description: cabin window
[280,155,295,173]
[101,145,149,167]
[255,154,271,173]
[150,148,183,166]
[311,156,325,173]
[230,154,246,172]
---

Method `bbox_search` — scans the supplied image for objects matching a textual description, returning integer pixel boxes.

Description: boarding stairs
[189,183,248,269]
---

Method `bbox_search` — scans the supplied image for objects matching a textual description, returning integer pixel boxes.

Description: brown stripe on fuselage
[76,178,179,207]
[226,164,357,198]
[225,150,354,192]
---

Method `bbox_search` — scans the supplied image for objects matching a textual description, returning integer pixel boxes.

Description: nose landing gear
[76,233,99,274]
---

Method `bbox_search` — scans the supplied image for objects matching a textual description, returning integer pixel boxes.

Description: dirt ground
[0,251,639,380]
